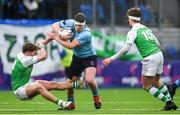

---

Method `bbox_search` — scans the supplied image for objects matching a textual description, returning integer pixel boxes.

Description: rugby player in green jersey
[11,37,82,110]
[103,7,177,111]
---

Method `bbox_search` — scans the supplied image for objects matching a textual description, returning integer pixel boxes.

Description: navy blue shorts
[67,55,97,79]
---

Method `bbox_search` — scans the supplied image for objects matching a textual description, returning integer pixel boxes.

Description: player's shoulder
[81,25,91,33]
[65,19,75,24]
[17,52,25,60]
[127,29,136,36]
[17,52,33,62]
[132,23,146,31]
[60,19,74,28]
[80,29,91,37]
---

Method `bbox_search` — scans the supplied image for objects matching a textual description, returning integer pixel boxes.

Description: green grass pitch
[0,88,180,114]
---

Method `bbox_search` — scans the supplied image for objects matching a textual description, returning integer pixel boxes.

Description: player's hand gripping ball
[59,29,72,41]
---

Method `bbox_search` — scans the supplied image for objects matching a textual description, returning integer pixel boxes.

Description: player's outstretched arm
[103,43,132,67]
[37,48,47,62]
[41,37,53,46]
[36,43,47,62]
[36,37,53,50]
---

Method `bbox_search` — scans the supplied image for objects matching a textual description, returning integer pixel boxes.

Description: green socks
[72,81,79,88]
[55,99,63,106]
[159,84,172,100]
[147,86,170,102]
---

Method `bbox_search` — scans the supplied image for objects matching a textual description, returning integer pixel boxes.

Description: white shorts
[13,81,36,100]
[142,51,164,76]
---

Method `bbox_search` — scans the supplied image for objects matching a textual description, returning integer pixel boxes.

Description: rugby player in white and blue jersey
[49,12,101,110]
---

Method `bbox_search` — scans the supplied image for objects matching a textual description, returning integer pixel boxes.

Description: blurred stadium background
[0,0,180,113]
[0,0,180,114]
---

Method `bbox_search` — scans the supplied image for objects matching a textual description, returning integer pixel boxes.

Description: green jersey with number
[11,57,33,91]
[134,27,160,58]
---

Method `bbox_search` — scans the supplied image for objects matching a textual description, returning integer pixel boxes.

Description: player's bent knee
[34,83,45,91]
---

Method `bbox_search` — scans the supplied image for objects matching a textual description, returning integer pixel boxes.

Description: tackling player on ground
[11,37,83,110]
[103,7,177,111]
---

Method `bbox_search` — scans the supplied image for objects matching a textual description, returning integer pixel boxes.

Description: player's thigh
[37,80,61,91]
[85,67,96,82]
[37,80,50,89]
[83,55,97,81]
[26,82,42,98]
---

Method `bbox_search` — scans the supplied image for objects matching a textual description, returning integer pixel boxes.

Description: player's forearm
[52,22,62,35]
[36,38,52,50]
[110,44,131,60]
[110,50,126,60]
[41,38,52,45]
[37,48,47,61]
[55,37,73,49]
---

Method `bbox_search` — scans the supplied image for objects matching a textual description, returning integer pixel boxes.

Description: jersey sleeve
[76,32,91,45]
[110,43,132,60]
[21,56,38,67]
[59,19,74,29]
[126,30,137,44]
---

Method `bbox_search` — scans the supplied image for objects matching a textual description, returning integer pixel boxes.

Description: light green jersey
[127,24,160,58]
[11,53,37,91]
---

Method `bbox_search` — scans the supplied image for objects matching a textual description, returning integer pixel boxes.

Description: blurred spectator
[3,0,13,19]
[36,0,45,18]
[23,0,42,19]
[80,2,92,23]
[165,45,178,60]
[0,0,3,18]
[96,0,109,25]
[178,0,180,27]
[115,0,127,24]
[1,0,67,19]
[97,2,106,24]
[115,0,134,25]
[44,0,67,19]
[139,0,152,25]
[3,0,32,19]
